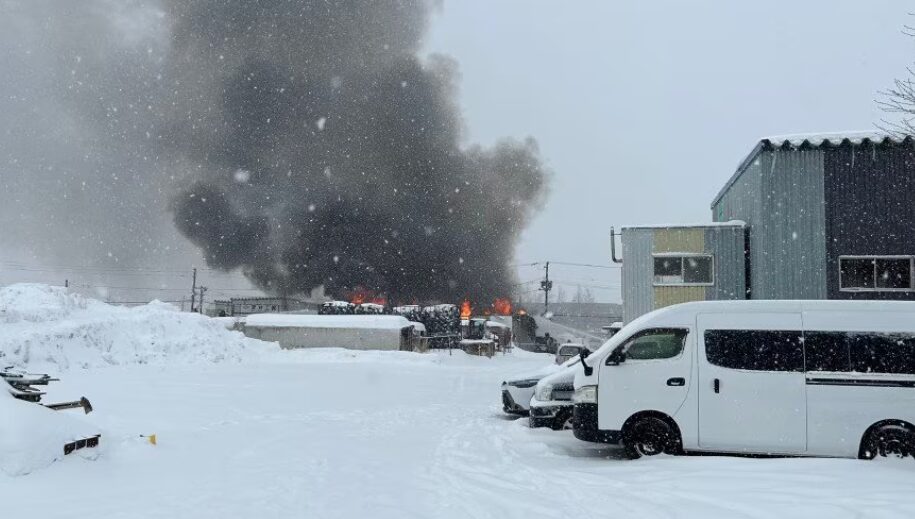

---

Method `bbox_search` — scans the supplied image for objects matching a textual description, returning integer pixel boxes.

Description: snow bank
[0,379,100,476]
[0,284,278,370]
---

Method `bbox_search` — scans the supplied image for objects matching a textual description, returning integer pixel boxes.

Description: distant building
[211,297,318,317]
[620,222,746,323]
[620,131,915,322]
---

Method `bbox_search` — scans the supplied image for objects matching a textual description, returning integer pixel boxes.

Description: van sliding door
[697,313,807,454]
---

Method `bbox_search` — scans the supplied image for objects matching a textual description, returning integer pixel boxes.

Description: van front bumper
[572,403,621,444]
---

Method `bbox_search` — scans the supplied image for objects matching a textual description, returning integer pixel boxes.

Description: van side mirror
[579,351,593,376]
[607,348,626,366]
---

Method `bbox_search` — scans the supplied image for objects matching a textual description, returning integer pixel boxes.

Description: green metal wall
[713,149,827,299]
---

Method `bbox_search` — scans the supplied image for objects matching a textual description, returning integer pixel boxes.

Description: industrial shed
[618,131,915,323]
[620,222,746,323]
[713,131,915,301]
[241,314,423,351]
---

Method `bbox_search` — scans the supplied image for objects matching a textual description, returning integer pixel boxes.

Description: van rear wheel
[861,422,915,460]
[623,416,679,459]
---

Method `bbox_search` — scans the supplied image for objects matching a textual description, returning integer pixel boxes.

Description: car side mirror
[606,348,626,366]
[579,351,593,376]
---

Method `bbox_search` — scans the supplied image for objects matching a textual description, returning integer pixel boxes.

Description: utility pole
[197,286,208,314]
[540,261,552,314]
[190,268,198,313]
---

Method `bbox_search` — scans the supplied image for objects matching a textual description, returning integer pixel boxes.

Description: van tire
[622,414,681,459]
[860,421,915,460]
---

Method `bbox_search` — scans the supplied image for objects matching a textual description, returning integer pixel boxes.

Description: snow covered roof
[759,131,911,149]
[244,313,412,330]
[621,220,745,230]
[713,131,915,207]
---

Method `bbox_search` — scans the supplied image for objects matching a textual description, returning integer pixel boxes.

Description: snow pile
[0,284,278,370]
[0,379,99,476]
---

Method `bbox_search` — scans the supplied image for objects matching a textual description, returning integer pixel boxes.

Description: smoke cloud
[1,0,549,303]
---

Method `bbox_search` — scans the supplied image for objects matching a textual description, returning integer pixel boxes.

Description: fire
[348,287,386,307]
[460,300,472,320]
[492,298,512,316]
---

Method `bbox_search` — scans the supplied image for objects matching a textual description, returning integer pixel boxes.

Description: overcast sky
[2,1,913,305]
[425,0,914,302]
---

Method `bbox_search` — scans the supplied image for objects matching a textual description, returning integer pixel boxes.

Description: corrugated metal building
[621,131,915,322]
[621,222,746,323]
[713,131,915,301]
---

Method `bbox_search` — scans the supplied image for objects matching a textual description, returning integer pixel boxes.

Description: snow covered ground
[0,349,913,518]
[3,284,915,518]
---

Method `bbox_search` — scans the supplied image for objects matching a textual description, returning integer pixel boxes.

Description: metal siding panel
[705,227,746,301]
[652,228,705,253]
[713,157,763,298]
[759,149,827,299]
[654,286,705,308]
[714,150,826,299]
[622,229,654,323]
[824,144,915,300]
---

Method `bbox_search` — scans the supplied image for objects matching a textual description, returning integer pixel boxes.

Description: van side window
[704,330,803,372]
[804,331,915,374]
[848,333,915,374]
[804,332,851,372]
[622,328,688,361]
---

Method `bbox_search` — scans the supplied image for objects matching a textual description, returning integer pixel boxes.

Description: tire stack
[420,304,461,349]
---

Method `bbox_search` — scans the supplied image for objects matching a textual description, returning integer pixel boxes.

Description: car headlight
[535,383,553,402]
[508,378,540,389]
[572,385,598,404]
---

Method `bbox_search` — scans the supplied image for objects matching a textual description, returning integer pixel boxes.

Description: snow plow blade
[44,397,94,414]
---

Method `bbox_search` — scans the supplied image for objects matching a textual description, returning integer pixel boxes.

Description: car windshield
[3,2,913,516]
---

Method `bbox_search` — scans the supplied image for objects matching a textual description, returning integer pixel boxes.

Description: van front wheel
[861,422,915,460]
[622,416,679,459]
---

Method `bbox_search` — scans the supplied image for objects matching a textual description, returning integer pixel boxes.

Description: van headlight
[535,384,553,402]
[573,385,597,404]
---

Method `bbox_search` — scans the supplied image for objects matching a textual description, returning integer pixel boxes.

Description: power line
[548,261,620,270]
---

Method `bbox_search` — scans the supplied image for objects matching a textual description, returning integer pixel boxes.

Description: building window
[839,256,913,291]
[653,254,714,286]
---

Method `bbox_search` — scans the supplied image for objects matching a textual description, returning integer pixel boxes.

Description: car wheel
[623,416,677,459]
[861,422,915,460]
[550,410,573,431]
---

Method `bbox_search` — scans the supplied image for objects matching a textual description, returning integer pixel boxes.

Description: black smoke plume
[163,0,548,303]
[0,1,549,304]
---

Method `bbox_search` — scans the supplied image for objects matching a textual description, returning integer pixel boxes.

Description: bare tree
[878,19,915,136]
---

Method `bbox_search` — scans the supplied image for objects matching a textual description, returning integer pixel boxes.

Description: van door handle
[713,378,720,393]
[666,377,685,387]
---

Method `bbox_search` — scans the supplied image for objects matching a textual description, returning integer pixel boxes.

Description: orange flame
[492,298,512,316]
[348,287,386,307]
[460,300,472,320]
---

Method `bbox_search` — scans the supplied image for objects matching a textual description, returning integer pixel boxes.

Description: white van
[572,300,915,460]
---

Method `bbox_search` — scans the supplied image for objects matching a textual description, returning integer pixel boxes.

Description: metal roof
[712,131,915,207]
[621,220,745,230]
